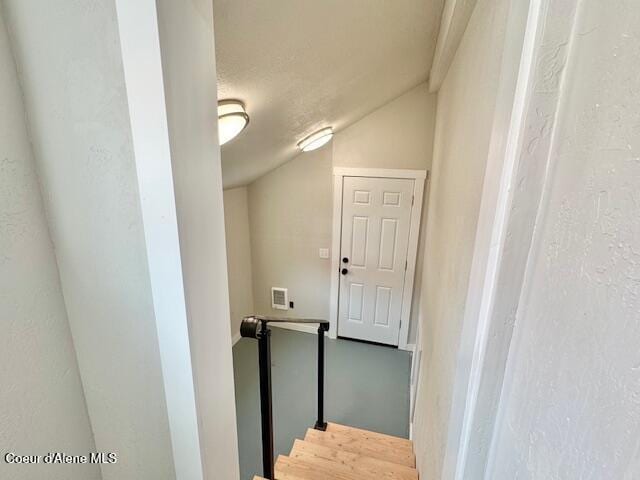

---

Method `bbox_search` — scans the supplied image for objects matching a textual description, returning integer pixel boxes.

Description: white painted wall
[223,187,255,338]
[428,0,479,92]
[411,0,511,478]
[116,0,242,478]
[434,0,533,476]
[4,1,240,478]
[248,146,333,320]
[154,0,241,477]
[332,82,436,171]
[0,8,100,480]
[3,1,181,478]
[487,1,640,477]
[333,82,436,343]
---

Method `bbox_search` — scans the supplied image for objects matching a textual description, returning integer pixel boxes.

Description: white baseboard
[232,331,242,346]
[270,322,325,336]
[403,343,416,353]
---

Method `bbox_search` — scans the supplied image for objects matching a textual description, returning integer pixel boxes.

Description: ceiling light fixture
[218,100,249,145]
[297,127,333,152]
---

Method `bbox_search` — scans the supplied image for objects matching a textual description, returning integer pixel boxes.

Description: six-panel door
[338,176,414,345]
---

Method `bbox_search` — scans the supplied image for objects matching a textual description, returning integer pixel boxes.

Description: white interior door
[338,176,414,345]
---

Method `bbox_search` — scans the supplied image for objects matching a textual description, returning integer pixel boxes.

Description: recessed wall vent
[271,287,289,310]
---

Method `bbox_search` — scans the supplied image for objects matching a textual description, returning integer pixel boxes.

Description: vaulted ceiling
[213,0,444,188]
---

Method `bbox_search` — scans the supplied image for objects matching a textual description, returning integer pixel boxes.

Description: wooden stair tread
[326,422,413,452]
[256,423,416,479]
[289,439,418,480]
[275,454,366,480]
[304,428,416,468]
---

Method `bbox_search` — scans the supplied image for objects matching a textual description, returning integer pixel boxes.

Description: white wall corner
[116,0,241,479]
[115,1,206,478]
[483,0,584,476]
[440,0,583,478]
[429,0,479,92]
[153,0,241,477]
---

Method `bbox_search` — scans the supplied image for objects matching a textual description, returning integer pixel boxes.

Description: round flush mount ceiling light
[218,100,249,145]
[297,127,333,152]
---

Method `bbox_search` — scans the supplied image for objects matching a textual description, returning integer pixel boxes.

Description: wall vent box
[271,287,289,310]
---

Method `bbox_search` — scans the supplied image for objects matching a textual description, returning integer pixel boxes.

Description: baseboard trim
[232,331,242,346]
[403,343,416,353]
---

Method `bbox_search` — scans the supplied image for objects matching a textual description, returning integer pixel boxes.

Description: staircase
[241,316,416,480]
[253,422,417,480]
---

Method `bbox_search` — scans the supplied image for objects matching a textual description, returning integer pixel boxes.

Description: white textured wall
[488,1,640,478]
[248,146,333,320]
[155,0,240,477]
[412,0,510,478]
[333,82,436,343]
[223,187,254,337]
[0,8,99,480]
[2,1,175,478]
[332,82,435,171]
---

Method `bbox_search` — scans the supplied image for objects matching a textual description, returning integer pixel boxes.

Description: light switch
[319,248,329,259]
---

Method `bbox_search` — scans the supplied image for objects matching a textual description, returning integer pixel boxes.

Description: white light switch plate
[319,248,329,259]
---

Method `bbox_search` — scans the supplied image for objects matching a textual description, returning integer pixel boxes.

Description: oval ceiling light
[297,127,333,152]
[218,100,249,146]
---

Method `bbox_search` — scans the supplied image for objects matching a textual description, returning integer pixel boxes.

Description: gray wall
[248,146,334,320]
[488,0,640,477]
[411,0,511,477]
[0,7,99,479]
[223,186,255,337]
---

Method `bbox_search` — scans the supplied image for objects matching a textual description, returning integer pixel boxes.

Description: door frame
[329,167,427,350]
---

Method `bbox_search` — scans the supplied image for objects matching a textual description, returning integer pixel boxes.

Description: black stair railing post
[314,323,329,431]
[257,320,275,479]
[241,315,330,478]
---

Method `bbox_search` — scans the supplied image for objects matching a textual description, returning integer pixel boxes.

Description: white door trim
[333,167,427,180]
[329,167,427,350]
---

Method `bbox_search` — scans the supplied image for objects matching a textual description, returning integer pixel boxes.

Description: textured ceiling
[213,0,444,188]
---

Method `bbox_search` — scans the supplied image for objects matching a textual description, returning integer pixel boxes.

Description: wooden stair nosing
[326,422,413,452]
[304,428,416,468]
[275,454,366,480]
[290,438,418,480]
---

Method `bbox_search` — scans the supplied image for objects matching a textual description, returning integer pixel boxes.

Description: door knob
[341,268,349,275]
[342,257,349,263]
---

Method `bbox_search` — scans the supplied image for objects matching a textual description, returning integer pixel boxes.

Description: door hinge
[405,260,408,271]
[411,195,414,206]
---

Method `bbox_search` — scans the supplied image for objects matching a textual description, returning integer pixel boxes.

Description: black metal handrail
[240,315,330,480]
